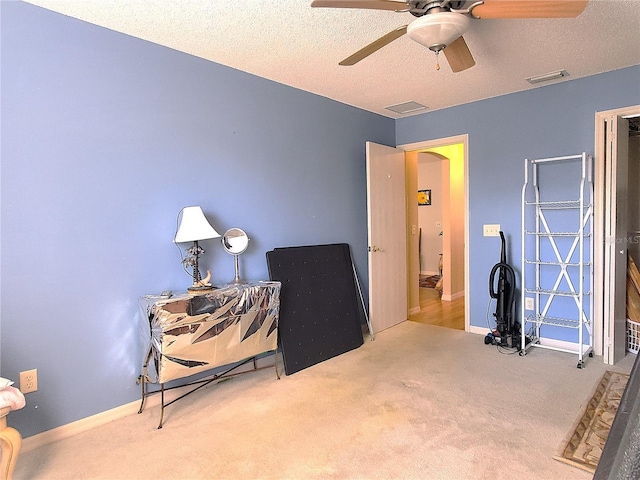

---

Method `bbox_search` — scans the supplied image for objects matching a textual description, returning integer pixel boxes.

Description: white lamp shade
[407,12,470,50]
[173,206,221,243]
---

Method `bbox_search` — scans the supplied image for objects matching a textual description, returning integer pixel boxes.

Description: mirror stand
[232,253,242,284]
[222,228,249,285]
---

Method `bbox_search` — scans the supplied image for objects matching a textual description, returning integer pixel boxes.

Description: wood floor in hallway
[409,287,465,330]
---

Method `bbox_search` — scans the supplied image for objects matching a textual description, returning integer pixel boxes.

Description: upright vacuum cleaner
[484,231,519,349]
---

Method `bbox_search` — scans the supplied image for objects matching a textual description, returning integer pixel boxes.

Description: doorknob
[369,246,384,252]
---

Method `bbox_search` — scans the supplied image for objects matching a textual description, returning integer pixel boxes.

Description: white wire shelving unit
[520,153,594,368]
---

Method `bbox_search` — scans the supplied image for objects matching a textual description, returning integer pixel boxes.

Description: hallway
[409,286,464,330]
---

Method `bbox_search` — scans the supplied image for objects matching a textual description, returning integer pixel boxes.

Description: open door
[603,115,629,364]
[366,142,407,334]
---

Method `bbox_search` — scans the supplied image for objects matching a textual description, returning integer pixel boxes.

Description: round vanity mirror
[222,228,249,284]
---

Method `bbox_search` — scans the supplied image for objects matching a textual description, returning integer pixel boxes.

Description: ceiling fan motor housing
[407,12,470,52]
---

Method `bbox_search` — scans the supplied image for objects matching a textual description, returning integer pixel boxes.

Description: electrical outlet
[525,297,535,311]
[19,369,38,394]
[483,224,500,237]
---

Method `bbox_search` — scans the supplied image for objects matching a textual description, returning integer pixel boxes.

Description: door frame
[594,105,640,363]
[398,134,470,332]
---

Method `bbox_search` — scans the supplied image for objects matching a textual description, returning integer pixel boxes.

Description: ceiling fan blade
[339,25,408,66]
[471,0,588,19]
[443,36,475,73]
[311,0,411,11]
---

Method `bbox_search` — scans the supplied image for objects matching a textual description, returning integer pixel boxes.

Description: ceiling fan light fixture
[406,12,470,52]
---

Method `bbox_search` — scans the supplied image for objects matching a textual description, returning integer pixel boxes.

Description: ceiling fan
[311,1,588,72]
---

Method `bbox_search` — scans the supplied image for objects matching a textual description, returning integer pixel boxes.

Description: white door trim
[398,134,470,332]
[594,105,640,363]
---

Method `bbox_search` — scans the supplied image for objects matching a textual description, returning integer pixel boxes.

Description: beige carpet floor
[14,322,635,480]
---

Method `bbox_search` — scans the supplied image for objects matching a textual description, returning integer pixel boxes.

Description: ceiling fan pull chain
[435,50,440,71]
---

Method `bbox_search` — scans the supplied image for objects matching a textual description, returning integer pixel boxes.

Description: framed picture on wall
[418,189,431,206]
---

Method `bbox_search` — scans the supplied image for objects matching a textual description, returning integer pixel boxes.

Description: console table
[137,281,281,428]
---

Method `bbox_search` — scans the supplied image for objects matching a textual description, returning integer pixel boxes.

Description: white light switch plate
[483,224,500,237]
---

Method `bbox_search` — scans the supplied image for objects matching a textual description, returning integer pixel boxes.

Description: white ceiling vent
[526,70,569,85]
[385,101,428,115]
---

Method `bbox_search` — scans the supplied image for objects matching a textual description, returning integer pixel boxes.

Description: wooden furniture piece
[137,281,281,428]
[1,406,21,480]
[0,385,25,480]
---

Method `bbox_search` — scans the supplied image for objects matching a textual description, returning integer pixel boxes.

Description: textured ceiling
[22,0,640,118]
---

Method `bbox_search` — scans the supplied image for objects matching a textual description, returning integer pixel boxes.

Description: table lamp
[174,206,220,292]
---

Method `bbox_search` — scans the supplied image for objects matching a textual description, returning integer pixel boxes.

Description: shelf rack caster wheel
[577,361,584,369]
[589,352,594,357]
[519,350,526,356]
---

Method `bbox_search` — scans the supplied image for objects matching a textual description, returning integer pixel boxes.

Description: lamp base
[187,284,215,294]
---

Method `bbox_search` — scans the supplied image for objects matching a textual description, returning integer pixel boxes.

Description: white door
[604,115,629,364]
[366,141,407,334]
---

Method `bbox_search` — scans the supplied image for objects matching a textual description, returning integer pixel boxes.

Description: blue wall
[397,65,640,336]
[2,1,639,439]
[0,2,394,438]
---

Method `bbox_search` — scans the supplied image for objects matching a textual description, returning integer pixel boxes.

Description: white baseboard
[22,398,144,454]
[22,354,277,453]
[450,291,464,301]
[409,306,421,315]
[441,290,464,302]
[467,327,590,357]
[469,325,490,336]
[536,337,592,354]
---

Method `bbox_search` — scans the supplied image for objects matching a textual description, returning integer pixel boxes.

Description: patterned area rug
[419,275,440,289]
[554,370,630,473]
